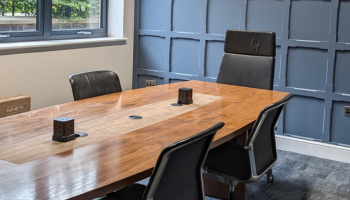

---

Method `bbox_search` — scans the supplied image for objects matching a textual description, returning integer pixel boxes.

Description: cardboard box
[0,95,31,118]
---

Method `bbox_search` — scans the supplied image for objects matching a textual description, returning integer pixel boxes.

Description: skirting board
[276,135,350,164]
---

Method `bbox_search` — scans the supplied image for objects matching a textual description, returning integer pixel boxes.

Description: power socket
[345,106,350,117]
[177,88,193,104]
[52,117,76,142]
[145,80,156,87]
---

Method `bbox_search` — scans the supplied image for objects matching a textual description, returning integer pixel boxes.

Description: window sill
[0,37,127,56]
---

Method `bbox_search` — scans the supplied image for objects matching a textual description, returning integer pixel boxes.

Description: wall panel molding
[134,0,350,147]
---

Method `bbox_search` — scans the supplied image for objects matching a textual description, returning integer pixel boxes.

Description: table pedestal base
[203,178,246,200]
[203,130,248,200]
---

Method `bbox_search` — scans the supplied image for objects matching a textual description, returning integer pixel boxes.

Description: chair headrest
[224,30,276,57]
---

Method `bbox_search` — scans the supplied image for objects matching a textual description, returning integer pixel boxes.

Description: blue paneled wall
[133,0,350,147]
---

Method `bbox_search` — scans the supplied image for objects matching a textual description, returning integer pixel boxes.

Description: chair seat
[204,140,251,180]
[101,184,146,200]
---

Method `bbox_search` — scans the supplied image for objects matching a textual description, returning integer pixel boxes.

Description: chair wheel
[267,174,274,183]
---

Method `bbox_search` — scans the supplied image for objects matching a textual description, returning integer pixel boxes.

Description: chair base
[228,182,238,200]
[267,169,274,183]
[228,190,235,200]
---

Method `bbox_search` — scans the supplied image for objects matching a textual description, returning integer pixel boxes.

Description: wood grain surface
[0,81,289,200]
[0,93,220,164]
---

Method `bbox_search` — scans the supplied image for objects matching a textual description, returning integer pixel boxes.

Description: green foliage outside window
[0,0,100,22]
[0,0,37,16]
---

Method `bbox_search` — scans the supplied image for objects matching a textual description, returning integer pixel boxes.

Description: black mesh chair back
[217,30,276,90]
[143,122,225,200]
[69,70,122,101]
[246,94,294,176]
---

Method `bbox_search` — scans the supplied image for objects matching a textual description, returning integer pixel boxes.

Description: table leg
[203,131,248,200]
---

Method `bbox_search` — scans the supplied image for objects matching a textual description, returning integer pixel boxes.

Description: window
[0,0,107,42]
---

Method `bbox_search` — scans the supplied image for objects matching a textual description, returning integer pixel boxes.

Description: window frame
[0,0,108,43]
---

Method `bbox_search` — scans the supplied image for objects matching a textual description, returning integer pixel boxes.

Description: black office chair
[68,70,122,101]
[101,122,225,200]
[215,30,277,188]
[204,94,293,200]
[217,29,276,90]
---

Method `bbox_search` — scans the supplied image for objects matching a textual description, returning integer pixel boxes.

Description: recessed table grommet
[129,115,143,119]
[75,132,88,137]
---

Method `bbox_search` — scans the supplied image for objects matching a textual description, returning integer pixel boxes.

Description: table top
[0,81,289,200]
[0,93,220,164]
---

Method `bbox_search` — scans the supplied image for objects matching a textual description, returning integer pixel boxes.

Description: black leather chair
[217,29,276,90]
[68,70,122,101]
[204,94,293,200]
[101,122,225,200]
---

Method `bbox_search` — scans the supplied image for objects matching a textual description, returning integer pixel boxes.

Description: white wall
[0,0,135,110]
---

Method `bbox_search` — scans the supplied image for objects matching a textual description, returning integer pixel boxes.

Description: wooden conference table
[0,81,289,200]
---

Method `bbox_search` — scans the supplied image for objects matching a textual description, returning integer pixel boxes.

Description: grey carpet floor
[137,150,350,200]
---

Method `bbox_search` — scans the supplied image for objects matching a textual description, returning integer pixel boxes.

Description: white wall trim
[108,0,124,38]
[0,37,127,50]
[276,135,350,164]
